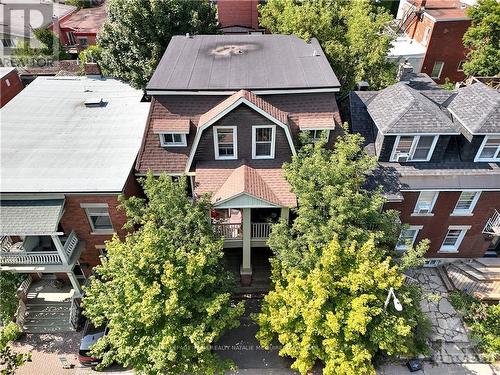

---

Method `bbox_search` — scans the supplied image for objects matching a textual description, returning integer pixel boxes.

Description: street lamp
[384,287,403,311]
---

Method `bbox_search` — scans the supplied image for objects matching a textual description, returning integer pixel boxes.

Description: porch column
[280,207,290,223]
[241,207,252,286]
[51,234,69,266]
[67,271,83,298]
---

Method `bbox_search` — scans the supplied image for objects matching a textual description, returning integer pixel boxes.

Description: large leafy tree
[256,131,430,374]
[462,0,500,77]
[83,174,244,374]
[0,272,23,325]
[98,0,219,89]
[259,0,396,92]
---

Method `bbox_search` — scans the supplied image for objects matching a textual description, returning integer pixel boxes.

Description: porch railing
[213,223,243,240]
[69,298,80,330]
[251,223,273,239]
[483,210,500,236]
[64,230,79,259]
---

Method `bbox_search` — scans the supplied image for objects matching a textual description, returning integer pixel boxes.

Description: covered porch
[0,198,84,298]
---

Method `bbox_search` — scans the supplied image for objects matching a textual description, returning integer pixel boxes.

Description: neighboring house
[51,3,107,54]
[0,1,76,50]
[389,0,473,83]
[343,68,500,266]
[0,77,150,309]
[138,34,342,285]
[216,0,266,34]
[0,67,23,107]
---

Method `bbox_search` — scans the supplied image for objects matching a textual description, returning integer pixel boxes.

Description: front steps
[22,300,75,334]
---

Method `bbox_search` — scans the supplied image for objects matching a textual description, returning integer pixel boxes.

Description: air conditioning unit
[395,153,410,162]
[417,204,431,213]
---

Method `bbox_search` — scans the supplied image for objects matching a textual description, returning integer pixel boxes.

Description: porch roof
[0,199,64,236]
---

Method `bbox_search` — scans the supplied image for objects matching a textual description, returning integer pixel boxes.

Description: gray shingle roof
[348,91,379,155]
[447,82,500,135]
[0,199,64,235]
[147,34,340,92]
[366,82,458,135]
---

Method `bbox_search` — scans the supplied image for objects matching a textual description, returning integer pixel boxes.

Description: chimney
[397,60,414,83]
[84,62,102,77]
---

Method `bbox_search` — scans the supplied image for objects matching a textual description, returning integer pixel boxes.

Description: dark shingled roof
[366,82,458,135]
[147,35,340,92]
[447,82,500,135]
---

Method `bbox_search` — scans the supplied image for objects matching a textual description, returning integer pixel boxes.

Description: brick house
[0,77,150,304]
[343,70,500,265]
[216,0,265,34]
[389,0,473,83]
[137,34,342,285]
[51,3,107,54]
[0,67,23,108]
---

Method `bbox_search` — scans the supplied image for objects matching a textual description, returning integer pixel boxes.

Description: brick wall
[0,70,23,108]
[385,190,500,258]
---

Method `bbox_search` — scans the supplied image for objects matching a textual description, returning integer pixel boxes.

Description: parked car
[78,320,108,367]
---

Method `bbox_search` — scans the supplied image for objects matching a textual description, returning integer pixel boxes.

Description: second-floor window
[252,125,275,159]
[214,126,237,160]
[390,135,438,162]
[475,136,500,162]
[414,191,438,214]
[440,226,468,252]
[160,133,187,147]
[396,226,421,251]
[453,191,480,215]
[83,206,114,233]
[431,61,444,79]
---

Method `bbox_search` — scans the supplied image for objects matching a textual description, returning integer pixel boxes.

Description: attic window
[84,97,104,107]
[160,133,187,147]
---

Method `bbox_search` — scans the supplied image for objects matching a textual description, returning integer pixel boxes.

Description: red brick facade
[385,191,500,258]
[217,0,260,30]
[0,69,23,108]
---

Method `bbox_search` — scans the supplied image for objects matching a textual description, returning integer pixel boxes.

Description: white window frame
[5,78,10,87]
[413,191,439,215]
[305,129,330,143]
[396,225,422,251]
[439,226,470,253]
[474,135,500,162]
[452,191,481,216]
[160,133,187,147]
[457,60,466,72]
[422,26,431,45]
[431,61,444,79]
[390,135,439,162]
[252,125,276,159]
[213,126,238,160]
[80,203,114,234]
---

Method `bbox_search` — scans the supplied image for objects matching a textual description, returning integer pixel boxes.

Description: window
[457,60,466,72]
[414,191,438,214]
[78,37,88,48]
[396,226,421,251]
[440,227,468,252]
[475,136,500,162]
[5,79,10,87]
[1,39,15,47]
[83,206,114,233]
[160,133,187,147]
[453,191,480,215]
[422,26,431,45]
[252,125,275,159]
[431,61,444,79]
[390,135,438,162]
[307,129,329,142]
[214,126,237,159]
[67,32,76,45]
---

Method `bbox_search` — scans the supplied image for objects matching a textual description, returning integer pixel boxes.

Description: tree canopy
[255,130,430,374]
[463,0,500,77]
[83,174,244,374]
[0,272,23,325]
[258,0,396,92]
[97,0,219,89]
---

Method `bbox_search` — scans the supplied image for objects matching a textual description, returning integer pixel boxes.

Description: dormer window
[390,135,438,162]
[306,129,329,143]
[160,133,187,147]
[475,136,500,162]
[214,126,237,160]
[252,125,275,159]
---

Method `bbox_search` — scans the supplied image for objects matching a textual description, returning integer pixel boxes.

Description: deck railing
[251,223,273,239]
[64,230,79,259]
[483,210,500,236]
[213,223,243,240]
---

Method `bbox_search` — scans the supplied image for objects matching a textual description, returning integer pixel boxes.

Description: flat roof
[0,76,150,193]
[147,34,340,92]
[0,67,15,79]
[388,36,427,58]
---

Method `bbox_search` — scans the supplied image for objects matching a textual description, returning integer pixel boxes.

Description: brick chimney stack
[83,63,102,77]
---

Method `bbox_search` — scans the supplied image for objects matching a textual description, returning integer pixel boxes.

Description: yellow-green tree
[83,174,244,374]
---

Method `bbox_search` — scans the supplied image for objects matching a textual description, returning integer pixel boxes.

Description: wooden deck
[444,258,500,302]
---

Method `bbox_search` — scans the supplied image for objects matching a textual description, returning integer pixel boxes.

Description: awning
[0,199,65,236]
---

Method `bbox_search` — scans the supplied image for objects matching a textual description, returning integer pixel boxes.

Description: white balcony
[213,222,273,241]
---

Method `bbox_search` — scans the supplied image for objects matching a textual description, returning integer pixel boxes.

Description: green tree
[13,29,68,61]
[0,322,31,375]
[255,236,429,375]
[82,174,244,374]
[98,0,219,89]
[258,0,396,92]
[463,0,500,77]
[0,272,23,325]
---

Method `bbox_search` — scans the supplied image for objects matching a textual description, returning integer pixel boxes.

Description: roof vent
[312,50,320,57]
[84,97,104,107]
